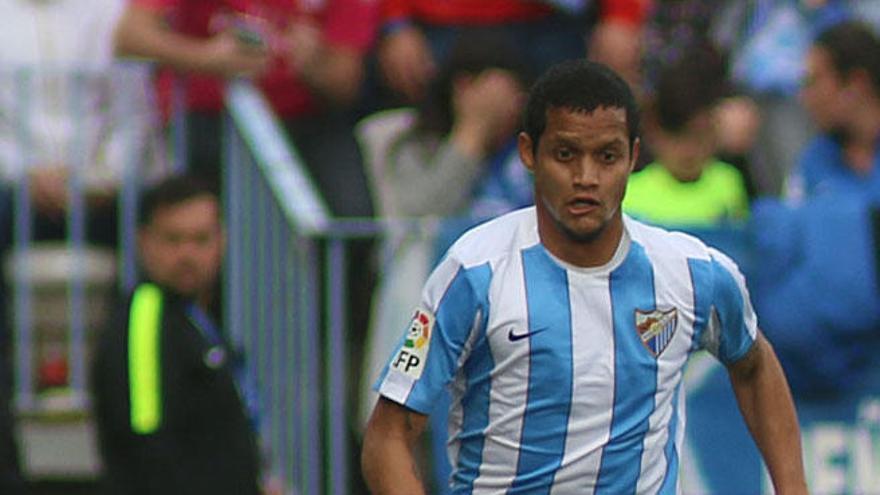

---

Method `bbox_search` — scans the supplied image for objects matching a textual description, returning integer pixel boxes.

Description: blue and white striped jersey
[377,207,758,494]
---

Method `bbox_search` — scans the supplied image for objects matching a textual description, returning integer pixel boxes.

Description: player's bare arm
[727,331,809,495]
[362,397,429,495]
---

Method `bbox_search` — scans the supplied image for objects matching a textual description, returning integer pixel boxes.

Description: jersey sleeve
[699,247,758,365]
[375,253,491,414]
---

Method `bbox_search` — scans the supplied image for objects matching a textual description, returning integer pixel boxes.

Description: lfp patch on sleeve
[391,308,434,379]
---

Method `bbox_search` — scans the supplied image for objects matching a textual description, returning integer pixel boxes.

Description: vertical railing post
[224,81,336,495]
[67,71,87,405]
[266,182,283,493]
[286,224,302,490]
[119,66,143,294]
[12,69,34,411]
[223,114,244,347]
[326,237,349,495]
[300,238,322,495]
[170,76,188,173]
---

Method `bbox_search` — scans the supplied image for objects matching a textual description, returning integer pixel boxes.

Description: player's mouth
[567,196,600,216]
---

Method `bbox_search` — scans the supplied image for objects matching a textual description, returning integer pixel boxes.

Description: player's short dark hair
[653,46,727,133]
[815,20,880,93]
[138,174,219,227]
[522,59,640,152]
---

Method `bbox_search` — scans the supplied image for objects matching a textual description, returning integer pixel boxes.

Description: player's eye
[597,149,620,164]
[555,147,574,161]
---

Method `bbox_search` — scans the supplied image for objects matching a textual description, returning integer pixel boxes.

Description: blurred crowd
[1,0,880,493]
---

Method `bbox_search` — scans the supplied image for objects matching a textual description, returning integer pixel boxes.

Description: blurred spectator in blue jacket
[715,0,880,196]
[750,20,880,398]
[787,20,880,201]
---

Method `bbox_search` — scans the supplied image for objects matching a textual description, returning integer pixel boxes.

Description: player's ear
[518,131,536,173]
[629,137,640,173]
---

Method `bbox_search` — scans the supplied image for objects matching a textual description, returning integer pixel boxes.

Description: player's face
[519,106,637,247]
[138,195,225,299]
[800,47,849,132]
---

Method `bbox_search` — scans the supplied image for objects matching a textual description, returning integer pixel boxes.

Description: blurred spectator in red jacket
[114,0,379,217]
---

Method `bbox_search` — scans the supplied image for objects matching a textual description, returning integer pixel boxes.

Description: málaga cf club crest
[635,308,678,357]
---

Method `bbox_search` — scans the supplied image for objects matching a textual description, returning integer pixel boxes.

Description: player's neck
[538,214,625,268]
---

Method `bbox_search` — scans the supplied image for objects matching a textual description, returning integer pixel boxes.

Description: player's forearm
[361,428,426,495]
[730,336,808,494]
[362,398,429,495]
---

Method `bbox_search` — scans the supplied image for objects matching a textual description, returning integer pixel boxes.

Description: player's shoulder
[625,216,745,279]
[446,207,538,269]
[625,215,715,262]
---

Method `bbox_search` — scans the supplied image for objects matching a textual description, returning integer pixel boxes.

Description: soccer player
[361,60,808,494]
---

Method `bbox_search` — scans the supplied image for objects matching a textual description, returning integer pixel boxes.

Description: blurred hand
[451,69,526,158]
[280,19,324,75]
[278,20,364,105]
[378,26,436,103]
[29,167,68,219]
[589,20,642,88]
[201,30,269,78]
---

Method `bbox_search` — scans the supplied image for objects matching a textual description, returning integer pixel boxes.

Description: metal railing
[4,63,371,491]
[223,80,379,495]
[4,64,158,413]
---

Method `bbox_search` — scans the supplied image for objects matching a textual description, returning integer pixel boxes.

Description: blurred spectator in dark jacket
[92,176,269,495]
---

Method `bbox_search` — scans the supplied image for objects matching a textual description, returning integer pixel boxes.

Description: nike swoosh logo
[508,327,549,342]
